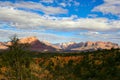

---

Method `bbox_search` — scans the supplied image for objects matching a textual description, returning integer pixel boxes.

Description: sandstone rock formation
[0,42,8,50]
[19,36,56,52]
[0,36,56,52]
[0,36,119,52]
[56,41,119,51]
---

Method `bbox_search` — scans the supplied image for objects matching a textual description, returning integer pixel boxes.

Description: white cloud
[80,31,100,35]
[80,31,107,38]
[0,1,68,15]
[40,0,54,3]
[88,14,98,18]
[0,7,120,31]
[0,1,120,44]
[78,31,120,44]
[60,3,67,7]
[0,7,42,29]
[93,0,120,16]
[59,0,80,7]
[0,29,81,43]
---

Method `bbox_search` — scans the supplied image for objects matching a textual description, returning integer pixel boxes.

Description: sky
[0,0,120,44]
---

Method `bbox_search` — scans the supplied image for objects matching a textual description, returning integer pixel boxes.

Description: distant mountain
[55,41,119,52]
[18,36,57,52]
[41,40,61,50]
[0,42,8,50]
[1,36,57,52]
[0,36,119,52]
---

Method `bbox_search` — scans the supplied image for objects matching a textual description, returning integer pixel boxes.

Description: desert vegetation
[0,36,120,80]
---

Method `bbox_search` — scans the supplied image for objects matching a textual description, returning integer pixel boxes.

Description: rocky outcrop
[58,42,76,49]
[42,40,61,50]
[0,42,8,50]
[0,36,119,52]
[0,36,57,52]
[19,36,38,44]
[18,36,57,52]
[56,41,119,51]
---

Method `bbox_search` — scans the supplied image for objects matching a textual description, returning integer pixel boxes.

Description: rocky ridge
[1,36,57,52]
[56,41,119,51]
[0,42,8,50]
[0,36,119,52]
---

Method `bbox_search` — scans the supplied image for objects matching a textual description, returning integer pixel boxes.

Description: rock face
[0,36,56,52]
[19,36,56,52]
[59,42,76,49]
[19,36,38,44]
[56,41,119,51]
[0,42,8,50]
[41,40,61,50]
[0,36,119,52]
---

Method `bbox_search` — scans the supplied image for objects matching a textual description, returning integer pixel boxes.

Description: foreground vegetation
[0,37,120,80]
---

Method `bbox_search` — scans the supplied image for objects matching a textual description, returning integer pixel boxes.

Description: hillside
[0,36,119,52]
[55,41,119,51]
[0,47,120,80]
[3,36,57,52]
[0,36,120,80]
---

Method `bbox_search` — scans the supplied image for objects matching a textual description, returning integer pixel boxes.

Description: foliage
[34,49,120,80]
[0,37,120,80]
[0,36,35,80]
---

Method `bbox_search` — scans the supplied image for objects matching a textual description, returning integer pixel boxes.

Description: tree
[1,35,32,80]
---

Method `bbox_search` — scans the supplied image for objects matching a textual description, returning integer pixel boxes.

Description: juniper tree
[1,35,33,80]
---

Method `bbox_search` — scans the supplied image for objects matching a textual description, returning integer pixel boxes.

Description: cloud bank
[0,0,120,44]
[0,7,120,31]
[0,1,68,15]
[93,0,120,17]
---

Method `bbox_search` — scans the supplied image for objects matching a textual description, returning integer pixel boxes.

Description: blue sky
[0,0,120,44]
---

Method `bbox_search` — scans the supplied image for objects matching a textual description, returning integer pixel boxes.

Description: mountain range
[55,41,119,52]
[0,36,119,52]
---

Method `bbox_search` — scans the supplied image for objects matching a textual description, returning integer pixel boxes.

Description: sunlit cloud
[93,0,120,17]
[0,7,120,31]
[0,0,120,44]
